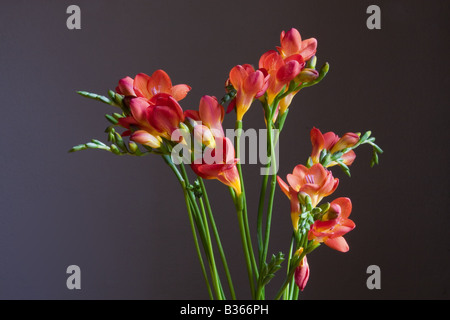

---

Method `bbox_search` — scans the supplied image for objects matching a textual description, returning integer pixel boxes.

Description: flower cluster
[71,27,382,300]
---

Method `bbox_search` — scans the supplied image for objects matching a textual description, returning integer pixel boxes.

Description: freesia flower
[118,93,185,142]
[258,50,305,109]
[310,127,359,167]
[308,197,355,252]
[277,163,338,229]
[116,69,191,101]
[277,28,318,61]
[228,64,269,121]
[117,97,157,136]
[184,95,225,138]
[191,137,241,195]
[294,255,310,291]
[147,93,185,140]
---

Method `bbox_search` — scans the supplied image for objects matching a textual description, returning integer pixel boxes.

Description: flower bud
[322,202,341,221]
[131,130,161,149]
[194,125,216,149]
[296,68,319,84]
[297,191,311,207]
[294,256,310,291]
[330,132,360,153]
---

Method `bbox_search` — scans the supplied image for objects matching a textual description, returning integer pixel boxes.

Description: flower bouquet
[70,28,383,300]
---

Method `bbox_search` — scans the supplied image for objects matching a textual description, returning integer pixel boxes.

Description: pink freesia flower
[184,95,225,138]
[228,64,269,121]
[310,127,359,167]
[116,69,191,101]
[308,197,355,252]
[277,163,338,230]
[277,28,317,61]
[191,137,241,195]
[259,50,304,108]
[118,93,184,141]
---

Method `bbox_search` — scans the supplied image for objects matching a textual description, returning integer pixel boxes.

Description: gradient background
[0,0,449,300]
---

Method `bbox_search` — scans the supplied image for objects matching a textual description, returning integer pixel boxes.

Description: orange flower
[277,163,338,229]
[308,197,355,252]
[116,69,191,101]
[259,50,305,108]
[310,127,359,167]
[191,137,241,195]
[228,64,269,121]
[184,95,225,138]
[277,28,317,61]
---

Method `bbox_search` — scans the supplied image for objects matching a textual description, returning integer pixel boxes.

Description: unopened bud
[322,203,341,221]
[297,192,311,206]
[296,68,319,84]
[331,132,360,153]
[128,141,138,153]
[194,125,216,148]
[131,130,161,149]
[294,256,310,292]
[306,55,317,69]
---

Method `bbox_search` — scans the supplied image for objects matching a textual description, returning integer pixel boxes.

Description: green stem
[198,178,237,300]
[178,163,224,300]
[234,120,258,297]
[237,202,256,299]
[283,233,295,300]
[261,121,278,267]
[162,155,213,299]
[257,161,270,262]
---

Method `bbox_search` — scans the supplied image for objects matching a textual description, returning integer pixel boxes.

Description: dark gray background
[0,0,448,300]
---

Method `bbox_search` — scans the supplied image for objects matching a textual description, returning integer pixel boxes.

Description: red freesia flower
[308,197,355,252]
[277,163,338,230]
[147,93,185,140]
[118,93,184,141]
[116,69,191,102]
[294,255,310,291]
[277,28,318,61]
[310,127,359,167]
[228,64,269,121]
[191,137,241,195]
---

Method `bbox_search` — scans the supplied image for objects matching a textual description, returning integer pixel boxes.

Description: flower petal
[277,176,291,199]
[324,236,349,252]
[133,73,151,98]
[147,69,172,97]
[171,84,191,101]
[299,38,318,61]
